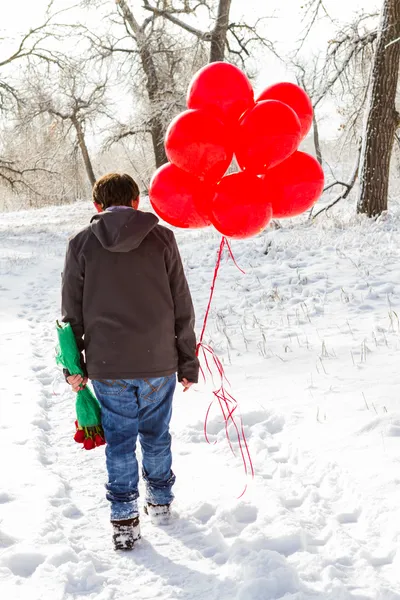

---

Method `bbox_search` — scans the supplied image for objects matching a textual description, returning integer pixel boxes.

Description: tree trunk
[356,0,400,217]
[209,0,232,62]
[312,112,323,165]
[117,0,167,168]
[71,115,96,188]
[140,42,168,168]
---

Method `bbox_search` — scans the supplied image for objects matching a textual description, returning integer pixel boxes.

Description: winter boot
[111,516,141,551]
[144,503,171,525]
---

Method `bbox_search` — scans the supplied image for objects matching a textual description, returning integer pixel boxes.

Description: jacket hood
[90,209,159,252]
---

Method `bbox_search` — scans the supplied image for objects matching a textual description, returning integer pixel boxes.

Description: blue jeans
[92,375,176,521]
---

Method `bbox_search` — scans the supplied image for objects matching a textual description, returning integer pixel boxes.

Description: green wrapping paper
[56,321,105,449]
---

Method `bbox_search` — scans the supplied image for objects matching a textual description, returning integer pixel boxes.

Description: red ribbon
[196,237,254,496]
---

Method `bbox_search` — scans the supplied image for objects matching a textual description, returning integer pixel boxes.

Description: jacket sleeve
[61,240,87,376]
[166,233,199,383]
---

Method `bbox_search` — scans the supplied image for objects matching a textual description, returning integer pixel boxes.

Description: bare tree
[142,0,232,62]
[98,0,274,170]
[291,12,377,165]
[0,5,82,189]
[85,0,208,170]
[80,0,275,173]
[142,0,273,65]
[357,0,400,216]
[114,0,169,167]
[30,63,111,187]
[287,3,383,219]
[297,0,400,217]
[0,112,88,210]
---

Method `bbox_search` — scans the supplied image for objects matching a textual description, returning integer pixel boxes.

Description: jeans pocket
[142,375,174,403]
[93,379,128,396]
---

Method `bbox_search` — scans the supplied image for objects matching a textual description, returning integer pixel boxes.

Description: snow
[1,199,400,599]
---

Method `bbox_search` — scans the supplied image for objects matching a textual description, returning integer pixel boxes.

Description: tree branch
[312,142,362,219]
[313,29,377,107]
[295,0,333,55]
[323,180,352,192]
[0,159,59,192]
[142,0,211,40]
[105,125,153,148]
[386,35,400,49]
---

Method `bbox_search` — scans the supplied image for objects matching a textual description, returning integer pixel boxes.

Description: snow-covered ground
[1,199,400,600]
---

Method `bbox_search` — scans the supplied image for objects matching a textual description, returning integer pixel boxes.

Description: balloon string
[198,237,226,347]
[196,237,254,496]
[225,238,246,275]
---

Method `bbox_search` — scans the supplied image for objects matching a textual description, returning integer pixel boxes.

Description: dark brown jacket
[61,208,199,383]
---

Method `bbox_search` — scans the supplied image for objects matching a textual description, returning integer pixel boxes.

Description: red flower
[74,429,86,444]
[83,437,95,450]
[94,434,105,447]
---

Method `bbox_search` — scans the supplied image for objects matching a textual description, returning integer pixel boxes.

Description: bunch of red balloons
[149,62,325,239]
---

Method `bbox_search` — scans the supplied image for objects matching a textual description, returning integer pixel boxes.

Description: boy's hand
[181,378,194,393]
[67,374,88,393]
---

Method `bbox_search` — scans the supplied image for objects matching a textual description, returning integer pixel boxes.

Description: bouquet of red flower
[56,321,105,450]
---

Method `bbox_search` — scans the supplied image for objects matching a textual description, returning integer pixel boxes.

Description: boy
[62,173,199,550]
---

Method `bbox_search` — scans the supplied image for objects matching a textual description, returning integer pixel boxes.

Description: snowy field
[1,199,400,599]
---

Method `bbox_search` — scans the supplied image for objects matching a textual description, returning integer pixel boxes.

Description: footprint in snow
[231,503,258,524]
[50,497,66,508]
[0,529,17,549]
[192,502,217,524]
[2,551,46,577]
[274,453,290,464]
[281,491,308,510]
[336,507,361,524]
[361,548,396,567]
[386,422,400,437]
[31,418,51,432]
[0,492,15,504]
[46,547,79,568]
[267,443,281,453]
[37,449,53,467]
[276,464,293,480]
[62,504,84,520]
[216,503,259,538]
[37,375,53,386]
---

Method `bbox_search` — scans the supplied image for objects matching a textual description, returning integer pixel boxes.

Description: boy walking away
[61,173,199,551]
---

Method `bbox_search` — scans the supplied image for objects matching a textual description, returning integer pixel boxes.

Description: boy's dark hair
[93,173,140,209]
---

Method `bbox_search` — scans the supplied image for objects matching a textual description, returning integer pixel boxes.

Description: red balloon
[235,100,302,174]
[165,109,233,182]
[257,82,313,140]
[262,151,325,218]
[187,62,254,125]
[149,163,212,228]
[210,172,273,239]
